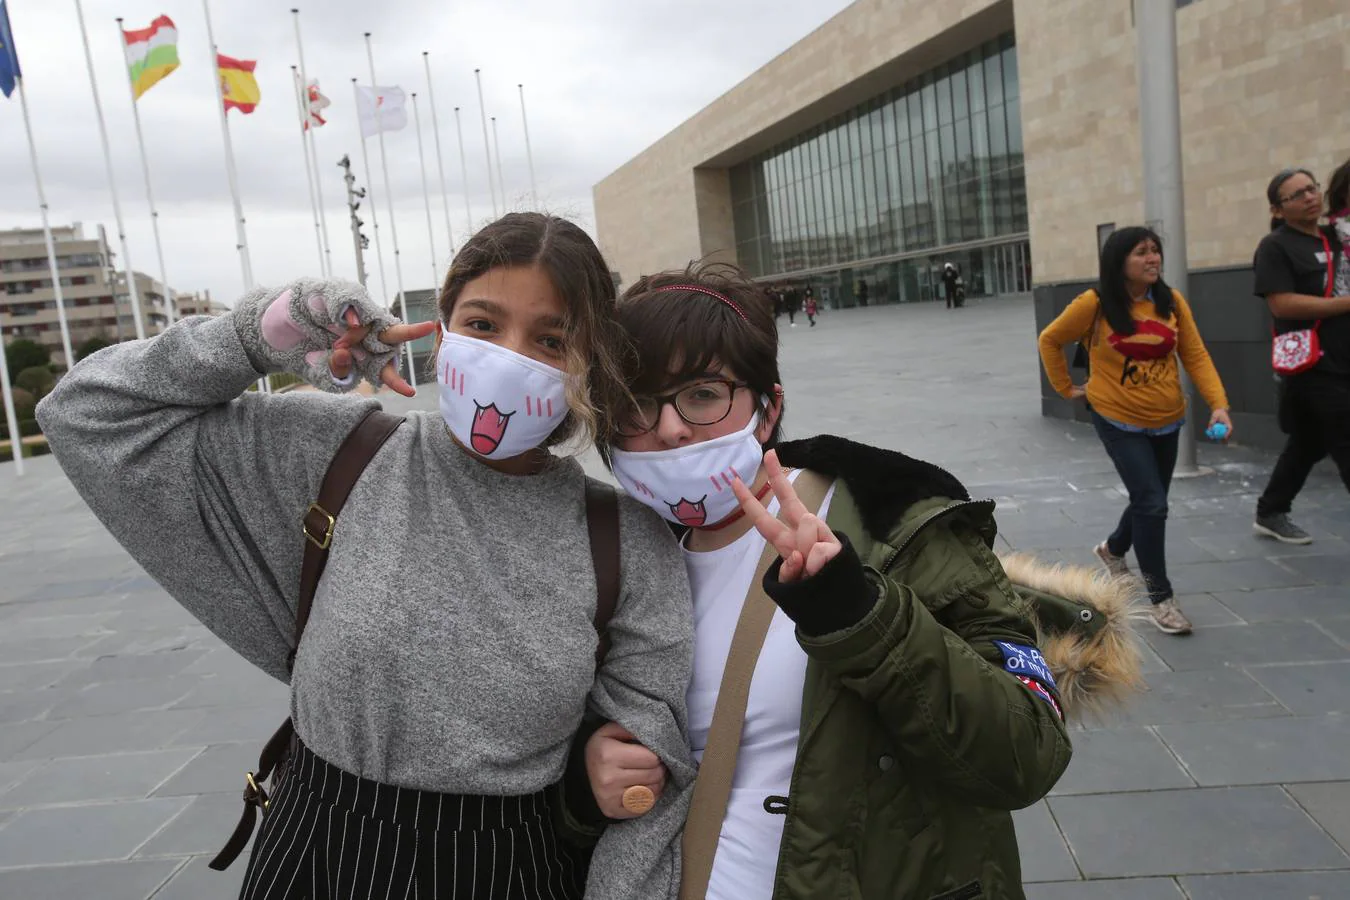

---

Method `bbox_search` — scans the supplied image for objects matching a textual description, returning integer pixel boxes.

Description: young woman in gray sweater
[37,214,697,900]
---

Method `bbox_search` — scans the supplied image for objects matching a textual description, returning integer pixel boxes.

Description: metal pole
[421,53,457,255]
[74,0,145,341]
[453,106,475,235]
[292,9,332,277]
[292,66,327,274]
[490,115,507,210]
[337,155,368,286]
[0,338,23,475]
[412,93,442,296]
[353,78,389,309]
[474,69,498,217]
[201,0,254,291]
[518,83,538,207]
[1134,0,1201,475]
[364,34,416,387]
[116,17,175,331]
[15,78,75,368]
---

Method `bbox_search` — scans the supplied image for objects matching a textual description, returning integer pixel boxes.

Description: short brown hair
[614,260,784,446]
[433,212,631,449]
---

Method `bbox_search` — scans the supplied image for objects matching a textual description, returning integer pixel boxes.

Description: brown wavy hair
[432,212,632,450]
[610,260,784,450]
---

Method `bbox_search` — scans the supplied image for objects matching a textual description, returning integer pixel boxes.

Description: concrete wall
[1034,265,1286,451]
[1015,0,1350,285]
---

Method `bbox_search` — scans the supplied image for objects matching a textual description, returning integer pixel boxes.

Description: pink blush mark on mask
[441,363,466,395]
[260,290,307,351]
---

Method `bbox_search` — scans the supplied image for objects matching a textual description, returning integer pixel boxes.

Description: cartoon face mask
[609,412,766,527]
[437,329,569,459]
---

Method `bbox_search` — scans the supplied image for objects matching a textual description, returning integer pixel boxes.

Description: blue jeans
[1091,412,1180,604]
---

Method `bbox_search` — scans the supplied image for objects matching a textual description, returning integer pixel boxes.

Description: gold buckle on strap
[243,771,270,810]
[303,503,335,550]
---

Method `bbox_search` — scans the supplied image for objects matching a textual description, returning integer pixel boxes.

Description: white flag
[355,85,407,137]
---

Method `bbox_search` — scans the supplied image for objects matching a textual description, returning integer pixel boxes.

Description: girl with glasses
[569,262,1140,900]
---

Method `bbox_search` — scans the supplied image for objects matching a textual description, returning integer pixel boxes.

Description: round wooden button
[621,785,656,814]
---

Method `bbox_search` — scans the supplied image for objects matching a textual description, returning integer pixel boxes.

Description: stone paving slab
[1,296,1347,895]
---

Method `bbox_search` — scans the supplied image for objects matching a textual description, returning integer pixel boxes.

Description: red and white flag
[302,79,330,131]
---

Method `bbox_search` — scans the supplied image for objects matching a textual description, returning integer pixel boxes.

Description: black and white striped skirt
[238,738,588,899]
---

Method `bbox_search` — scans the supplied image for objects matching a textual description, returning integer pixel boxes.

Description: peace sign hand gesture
[731,449,841,583]
[330,308,437,397]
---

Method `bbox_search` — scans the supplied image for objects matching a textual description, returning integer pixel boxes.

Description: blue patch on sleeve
[993,640,1058,690]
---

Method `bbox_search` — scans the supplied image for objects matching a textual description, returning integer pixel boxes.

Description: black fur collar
[776,435,972,541]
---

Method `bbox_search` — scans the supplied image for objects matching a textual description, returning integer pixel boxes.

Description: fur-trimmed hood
[778,435,1146,722]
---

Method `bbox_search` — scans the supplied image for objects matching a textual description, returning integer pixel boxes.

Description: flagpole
[14,79,75,368]
[201,0,264,391]
[421,53,457,256]
[453,106,475,233]
[411,93,441,297]
[292,9,332,277]
[352,78,389,318]
[474,69,498,218]
[490,115,508,210]
[0,339,22,475]
[115,17,175,331]
[518,83,538,208]
[74,0,145,342]
[364,34,416,388]
[292,66,326,274]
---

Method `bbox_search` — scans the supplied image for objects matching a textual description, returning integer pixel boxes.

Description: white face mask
[436,329,569,459]
[609,413,766,527]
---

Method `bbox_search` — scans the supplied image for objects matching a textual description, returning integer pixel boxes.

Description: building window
[729,32,1027,282]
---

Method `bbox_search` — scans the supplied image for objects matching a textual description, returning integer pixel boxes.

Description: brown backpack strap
[210,407,404,872]
[585,479,621,666]
[291,408,406,672]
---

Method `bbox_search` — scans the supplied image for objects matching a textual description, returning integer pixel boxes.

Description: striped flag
[122,15,179,100]
[218,53,260,114]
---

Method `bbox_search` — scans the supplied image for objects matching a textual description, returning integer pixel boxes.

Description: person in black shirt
[1251,168,1350,543]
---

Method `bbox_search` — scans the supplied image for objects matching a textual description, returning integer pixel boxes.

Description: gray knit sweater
[36,281,697,899]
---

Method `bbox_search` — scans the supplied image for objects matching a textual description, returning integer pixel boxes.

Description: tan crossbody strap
[679,471,834,900]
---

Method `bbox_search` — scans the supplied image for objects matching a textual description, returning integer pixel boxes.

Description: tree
[5,339,49,382]
[14,365,56,400]
[76,335,113,361]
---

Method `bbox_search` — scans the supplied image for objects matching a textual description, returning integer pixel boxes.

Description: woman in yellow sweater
[1038,226,1233,635]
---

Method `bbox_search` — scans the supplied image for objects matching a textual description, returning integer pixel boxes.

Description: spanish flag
[218,53,259,115]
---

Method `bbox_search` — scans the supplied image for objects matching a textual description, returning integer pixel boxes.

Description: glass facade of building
[729,33,1030,308]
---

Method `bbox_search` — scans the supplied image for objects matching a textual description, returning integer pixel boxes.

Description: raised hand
[330,308,437,397]
[731,449,841,582]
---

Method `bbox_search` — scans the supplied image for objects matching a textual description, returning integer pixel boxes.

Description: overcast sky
[1,0,853,306]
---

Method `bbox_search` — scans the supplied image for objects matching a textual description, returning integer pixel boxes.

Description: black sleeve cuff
[762,532,877,637]
[561,714,613,831]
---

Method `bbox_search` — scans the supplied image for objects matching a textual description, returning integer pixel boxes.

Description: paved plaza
[1,295,1348,898]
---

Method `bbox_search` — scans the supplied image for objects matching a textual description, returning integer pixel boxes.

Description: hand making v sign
[330,307,438,397]
[731,449,841,582]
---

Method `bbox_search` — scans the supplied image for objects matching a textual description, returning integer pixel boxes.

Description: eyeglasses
[1279,184,1321,205]
[616,379,748,437]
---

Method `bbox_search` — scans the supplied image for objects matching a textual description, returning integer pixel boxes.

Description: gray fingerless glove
[231,278,402,393]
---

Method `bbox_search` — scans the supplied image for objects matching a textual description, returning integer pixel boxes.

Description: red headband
[666,283,749,321]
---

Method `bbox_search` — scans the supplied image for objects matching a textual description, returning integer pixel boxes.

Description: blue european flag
[0,0,20,99]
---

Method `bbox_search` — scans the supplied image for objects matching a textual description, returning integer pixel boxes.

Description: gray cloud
[1,0,852,305]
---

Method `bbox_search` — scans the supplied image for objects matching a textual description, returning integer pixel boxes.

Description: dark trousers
[240,739,586,900]
[1092,412,1180,604]
[1257,370,1350,518]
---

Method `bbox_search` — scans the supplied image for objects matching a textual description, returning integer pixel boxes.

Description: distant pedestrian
[857,278,869,307]
[1251,167,1350,544]
[942,263,963,309]
[804,287,818,326]
[786,287,800,326]
[772,289,785,321]
[1038,226,1233,636]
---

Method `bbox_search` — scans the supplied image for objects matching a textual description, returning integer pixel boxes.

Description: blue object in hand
[1205,422,1229,441]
